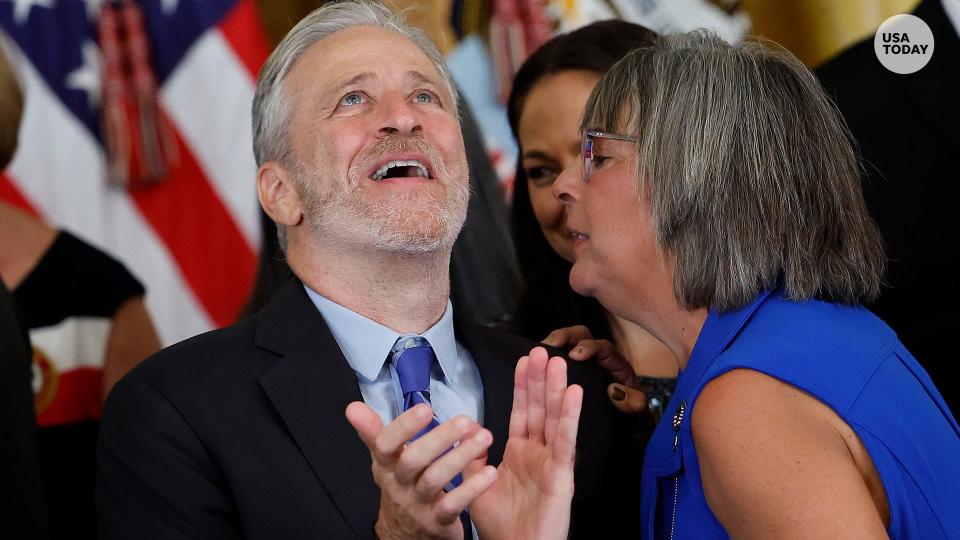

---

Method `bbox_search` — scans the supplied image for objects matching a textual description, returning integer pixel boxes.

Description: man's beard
[294,134,470,254]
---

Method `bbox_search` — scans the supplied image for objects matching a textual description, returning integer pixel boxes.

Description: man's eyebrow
[405,70,443,90]
[324,72,375,101]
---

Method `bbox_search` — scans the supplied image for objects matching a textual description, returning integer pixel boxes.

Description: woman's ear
[257,162,303,228]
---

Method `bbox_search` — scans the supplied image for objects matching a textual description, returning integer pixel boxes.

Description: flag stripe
[7,50,213,344]
[127,115,256,327]
[0,172,41,217]
[161,29,261,249]
[219,0,271,80]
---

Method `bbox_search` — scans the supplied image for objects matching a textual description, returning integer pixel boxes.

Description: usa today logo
[874,14,934,74]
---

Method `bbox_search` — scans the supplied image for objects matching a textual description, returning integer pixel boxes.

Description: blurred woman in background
[1,45,161,539]
[507,20,676,420]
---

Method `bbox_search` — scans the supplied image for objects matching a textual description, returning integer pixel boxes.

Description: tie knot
[392,336,435,395]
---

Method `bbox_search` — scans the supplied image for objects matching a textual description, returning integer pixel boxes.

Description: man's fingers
[345,401,384,451]
[437,465,498,524]
[509,355,529,438]
[607,383,649,415]
[541,325,592,348]
[526,347,548,444]
[543,356,567,443]
[553,384,583,464]
[394,415,479,485]
[414,428,493,500]
[372,404,434,463]
[463,452,489,481]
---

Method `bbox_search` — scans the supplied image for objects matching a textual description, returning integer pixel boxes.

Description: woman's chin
[568,263,595,298]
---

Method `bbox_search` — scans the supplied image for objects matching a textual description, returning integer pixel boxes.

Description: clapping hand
[467,347,582,540]
[345,346,584,540]
[345,403,497,540]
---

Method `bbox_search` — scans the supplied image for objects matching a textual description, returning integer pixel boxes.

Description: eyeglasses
[582,129,639,183]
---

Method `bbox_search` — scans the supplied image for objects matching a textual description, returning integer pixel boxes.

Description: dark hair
[507,20,658,340]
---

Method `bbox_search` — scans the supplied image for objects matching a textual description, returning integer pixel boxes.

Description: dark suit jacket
[816,0,960,415]
[97,279,640,539]
[0,280,49,539]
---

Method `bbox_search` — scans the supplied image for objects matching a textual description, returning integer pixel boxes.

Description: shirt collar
[303,285,460,383]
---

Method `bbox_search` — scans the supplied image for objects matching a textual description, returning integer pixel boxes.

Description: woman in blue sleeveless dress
[541,30,960,538]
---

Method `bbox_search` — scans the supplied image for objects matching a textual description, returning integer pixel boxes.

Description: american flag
[1,0,267,340]
[1,0,268,420]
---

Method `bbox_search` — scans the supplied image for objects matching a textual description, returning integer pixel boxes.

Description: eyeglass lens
[582,132,594,182]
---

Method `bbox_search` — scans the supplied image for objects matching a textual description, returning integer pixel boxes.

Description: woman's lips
[567,227,590,246]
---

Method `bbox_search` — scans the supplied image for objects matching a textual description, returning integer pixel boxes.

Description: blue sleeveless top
[640,290,960,539]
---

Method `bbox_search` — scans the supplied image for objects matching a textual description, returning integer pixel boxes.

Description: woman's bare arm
[0,201,56,289]
[102,296,162,400]
[692,368,888,539]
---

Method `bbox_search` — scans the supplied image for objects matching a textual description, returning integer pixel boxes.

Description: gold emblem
[32,346,59,415]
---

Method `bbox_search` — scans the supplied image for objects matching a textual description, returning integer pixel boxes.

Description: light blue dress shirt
[304,285,484,427]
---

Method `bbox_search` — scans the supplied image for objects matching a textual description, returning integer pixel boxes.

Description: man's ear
[257,161,303,228]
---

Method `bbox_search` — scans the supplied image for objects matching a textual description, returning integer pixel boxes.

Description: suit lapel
[255,281,379,536]
[455,319,515,467]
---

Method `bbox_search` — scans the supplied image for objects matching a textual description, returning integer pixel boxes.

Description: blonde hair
[0,46,23,169]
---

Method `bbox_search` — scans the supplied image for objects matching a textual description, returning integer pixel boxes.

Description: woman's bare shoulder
[691,368,888,539]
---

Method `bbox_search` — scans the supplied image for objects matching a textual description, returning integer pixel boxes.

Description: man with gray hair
[96,2,637,539]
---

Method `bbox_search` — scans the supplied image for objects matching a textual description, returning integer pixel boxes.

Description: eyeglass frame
[581,129,640,183]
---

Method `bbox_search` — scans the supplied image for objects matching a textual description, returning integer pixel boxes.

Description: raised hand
[345,403,498,540]
[468,347,583,540]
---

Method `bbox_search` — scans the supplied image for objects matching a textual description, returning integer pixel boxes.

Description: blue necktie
[391,336,462,491]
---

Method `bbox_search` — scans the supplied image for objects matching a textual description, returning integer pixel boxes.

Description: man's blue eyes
[342,93,364,106]
[339,92,437,107]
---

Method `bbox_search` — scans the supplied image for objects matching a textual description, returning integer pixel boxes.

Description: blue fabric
[394,337,434,395]
[641,290,960,539]
[303,285,484,428]
[392,337,462,490]
[392,337,442,442]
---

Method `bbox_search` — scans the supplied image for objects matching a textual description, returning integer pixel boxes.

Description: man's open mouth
[369,160,431,181]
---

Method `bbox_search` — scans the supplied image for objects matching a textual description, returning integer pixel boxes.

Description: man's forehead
[328,69,441,91]
[287,25,445,93]
[302,25,436,72]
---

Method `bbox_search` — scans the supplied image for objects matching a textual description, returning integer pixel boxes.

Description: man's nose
[378,94,422,136]
[553,162,582,205]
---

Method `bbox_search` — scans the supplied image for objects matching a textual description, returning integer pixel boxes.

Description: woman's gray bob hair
[251,0,458,168]
[583,31,884,312]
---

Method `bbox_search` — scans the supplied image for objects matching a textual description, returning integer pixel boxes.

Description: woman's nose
[553,161,582,205]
